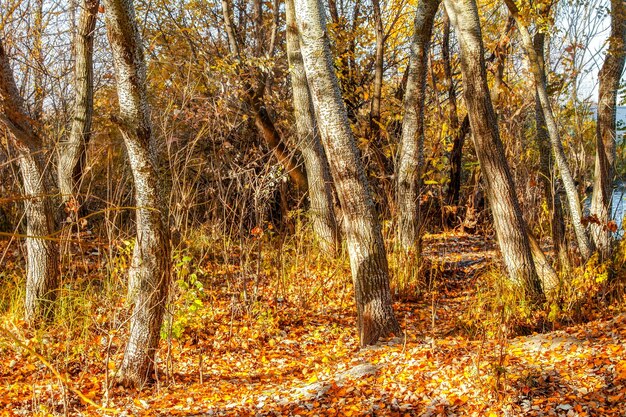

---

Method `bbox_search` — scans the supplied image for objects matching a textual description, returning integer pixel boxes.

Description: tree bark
[443,9,464,206]
[102,0,171,388]
[285,0,339,254]
[533,32,569,271]
[32,0,45,121]
[590,0,626,260]
[443,0,544,299]
[58,0,99,205]
[504,0,593,261]
[369,0,384,140]
[0,40,59,325]
[295,0,402,345]
[446,15,514,206]
[396,0,439,252]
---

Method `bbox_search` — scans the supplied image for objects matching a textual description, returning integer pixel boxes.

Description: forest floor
[1,232,626,416]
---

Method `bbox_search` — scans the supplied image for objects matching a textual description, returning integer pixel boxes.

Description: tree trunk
[0,40,59,325]
[443,9,464,206]
[447,116,469,206]
[446,15,514,206]
[396,0,439,252]
[533,32,569,271]
[32,0,45,122]
[295,0,402,345]
[253,105,309,191]
[285,0,339,254]
[443,0,543,300]
[369,0,384,140]
[590,0,626,260]
[58,0,99,205]
[504,0,593,262]
[102,0,171,388]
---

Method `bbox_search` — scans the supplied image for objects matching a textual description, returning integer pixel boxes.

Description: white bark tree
[58,0,99,205]
[295,0,402,345]
[0,39,59,324]
[443,0,546,299]
[504,0,594,262]
[285,0,339,254]
[396,0,440,252]
[102,0,171,387]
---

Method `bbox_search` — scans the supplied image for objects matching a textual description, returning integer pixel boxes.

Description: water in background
[611,184,626,238]
[584,183,626,239]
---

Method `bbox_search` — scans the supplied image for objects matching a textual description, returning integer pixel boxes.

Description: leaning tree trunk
[505,0,593,262]
[0,40,59,325]
[285,0,339,254]
[443,0,544,300]
[220,0,308,192]
[58,0,99,205]
[590,0,626,260]
[396,0,439,252]
[533,32,569,271]
[295,0,402,345]
[102,0,171,388]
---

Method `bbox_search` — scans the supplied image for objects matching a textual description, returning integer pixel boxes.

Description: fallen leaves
[1,234,626,416]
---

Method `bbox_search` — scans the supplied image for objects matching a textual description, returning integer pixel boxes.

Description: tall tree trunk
[32,0,45,121]
[58,0,99,204]
[102,0,171,388]
[369,0,384,140]
[504,0,593,262]
[590,0,626,260]
[221,0,240,57]
[0,40,59,325]
[446,15,514,206]
[534,32,569,270]
[443,9,464,206]
[396,0,439,252]
[285,0,339,254]
[443,0,544,299]
[295,0,402,345]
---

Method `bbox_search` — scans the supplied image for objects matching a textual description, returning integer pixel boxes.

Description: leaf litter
[0,233,625,416]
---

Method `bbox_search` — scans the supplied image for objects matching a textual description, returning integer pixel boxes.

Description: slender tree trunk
[533,33,569,270]
[369,0,384,140]
[443,0,544,299]
[58,0,99,204]
[285,0,339,254]
[443,9,464,206]
[396,0,439,252]
[447,116,469,206]
[590,0,626,260]
[295,0,402,345]
[253,106,309,191]
[491,16,515,107]
[0,40,59,325]
[505,0,593,262]
[221,0,240,57]
[32,0,45,121]
[102,0,171,388]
